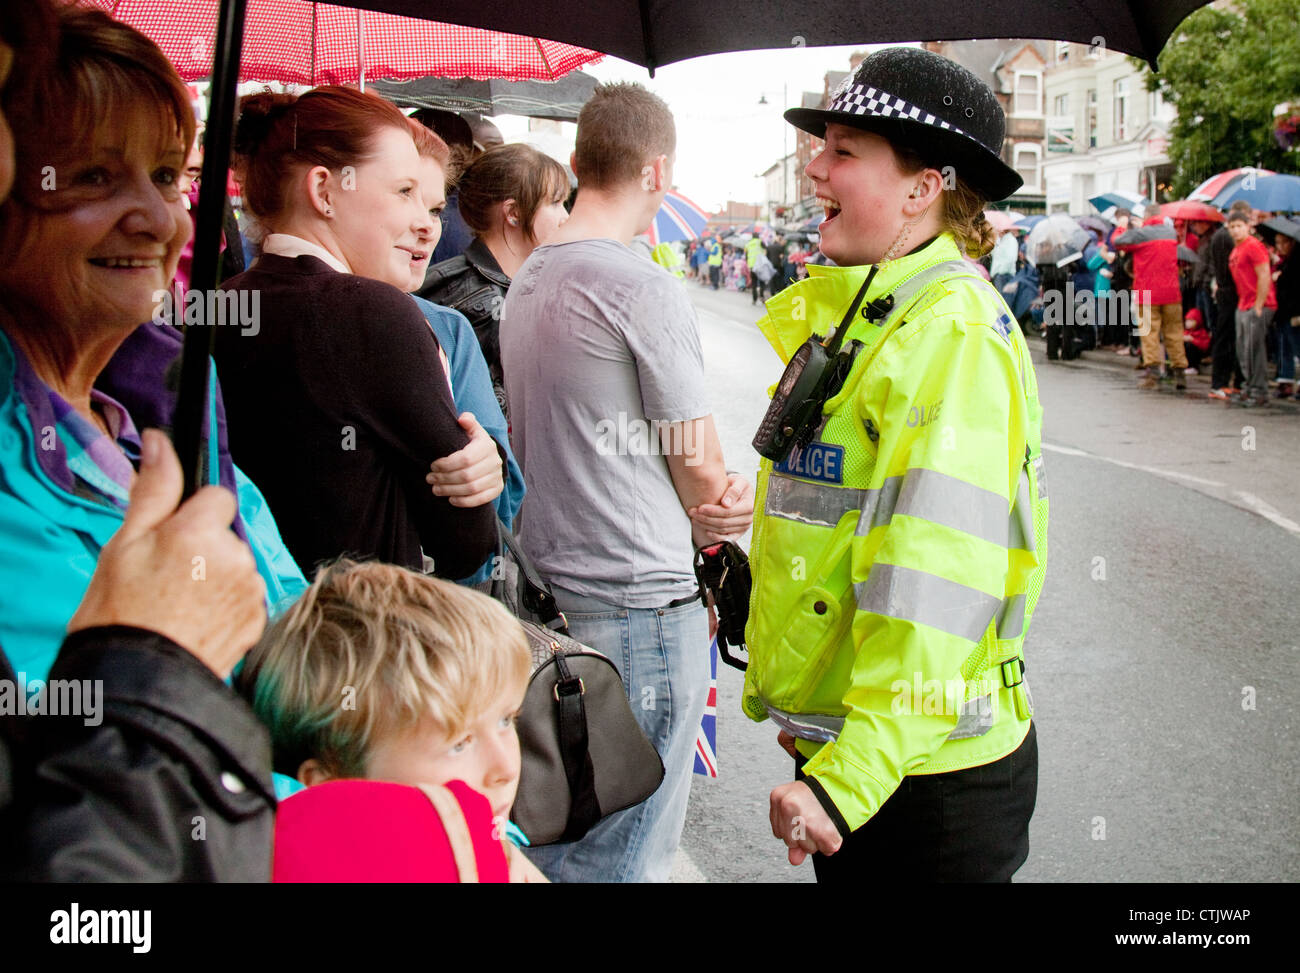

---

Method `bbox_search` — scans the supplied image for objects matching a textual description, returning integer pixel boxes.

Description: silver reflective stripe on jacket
[766,705,844,743]
[765,474,868,528]
[1008,464,1036,554]
[854,563,1001,642]
[946,694,996,740]
[765,693,997,743]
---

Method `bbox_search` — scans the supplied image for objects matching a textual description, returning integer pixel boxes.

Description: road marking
[1231,490,1300,537]
[1042,442,1300,540]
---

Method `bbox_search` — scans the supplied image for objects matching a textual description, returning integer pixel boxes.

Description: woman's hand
[769,780,843,866]
[67,430,267,679]
[427,412,504,508]
[687,473,754,543]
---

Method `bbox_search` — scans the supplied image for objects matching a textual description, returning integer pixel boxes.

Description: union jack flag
[693,633,719,778]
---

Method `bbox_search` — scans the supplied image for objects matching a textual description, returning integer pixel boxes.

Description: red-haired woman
[216,87,499,579]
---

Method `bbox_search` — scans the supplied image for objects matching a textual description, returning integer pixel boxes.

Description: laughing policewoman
[745,47,1048,882]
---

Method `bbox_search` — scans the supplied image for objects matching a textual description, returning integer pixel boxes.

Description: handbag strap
[553,652,602,842]
[417,783,479,883]
[496,518,568,633]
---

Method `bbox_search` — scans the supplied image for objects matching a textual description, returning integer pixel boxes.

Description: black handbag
[493,522,665,846]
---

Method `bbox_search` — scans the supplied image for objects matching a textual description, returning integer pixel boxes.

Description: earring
[324,207,333,217]
[508,217,518,226]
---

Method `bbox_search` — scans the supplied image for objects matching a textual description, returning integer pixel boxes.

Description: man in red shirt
[1115,216,1186,389]
[1227,211,1277,407]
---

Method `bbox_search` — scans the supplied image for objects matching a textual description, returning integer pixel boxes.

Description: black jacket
[1276,253,1300,326]
[419,238,511,417]
[216,254,496,578]
[1,626,275,881]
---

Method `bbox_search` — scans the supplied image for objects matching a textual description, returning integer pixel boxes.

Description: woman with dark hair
[216,86,500,579]
[745,47,1046,882]
[419,142,570,418]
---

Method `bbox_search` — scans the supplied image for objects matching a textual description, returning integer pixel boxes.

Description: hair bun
[234,91,297,158]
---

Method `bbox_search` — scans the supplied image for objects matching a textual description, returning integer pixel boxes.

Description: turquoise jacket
[413,296,524,585]
[0,325,307,685]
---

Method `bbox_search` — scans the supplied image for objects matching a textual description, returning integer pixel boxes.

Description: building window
[1114,78,1131,141]
[1014,72,1042,115]
[1014,144,1041,190]
[1053,93,1069,116]
[1055,41,1070,64]
[1087,88,1098,147]
[1148,87,1165,119]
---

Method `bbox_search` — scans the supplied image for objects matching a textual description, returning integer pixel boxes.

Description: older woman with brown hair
[0,6,306,686]
[0,1,291,881]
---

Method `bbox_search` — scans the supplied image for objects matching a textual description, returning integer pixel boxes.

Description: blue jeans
[522,586,709,882]
[1276,321,1299,382]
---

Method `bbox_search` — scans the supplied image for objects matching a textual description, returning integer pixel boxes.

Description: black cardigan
[215,253,496,579]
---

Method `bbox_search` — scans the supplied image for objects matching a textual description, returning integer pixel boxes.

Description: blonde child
[241,559,543,882]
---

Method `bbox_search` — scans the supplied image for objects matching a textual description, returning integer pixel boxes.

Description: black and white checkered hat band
[829,82,968,139]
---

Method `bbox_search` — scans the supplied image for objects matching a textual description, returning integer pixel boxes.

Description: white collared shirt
[260,233,351,274]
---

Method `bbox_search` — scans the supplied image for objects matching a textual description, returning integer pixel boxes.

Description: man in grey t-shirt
[501,83,753,882]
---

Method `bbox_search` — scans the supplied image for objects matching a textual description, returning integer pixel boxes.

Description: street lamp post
[759,83,789,224]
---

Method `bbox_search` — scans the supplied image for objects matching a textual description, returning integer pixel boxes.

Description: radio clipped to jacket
[752,267,885,464]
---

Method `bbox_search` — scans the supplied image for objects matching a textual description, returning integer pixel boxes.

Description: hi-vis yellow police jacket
[743,233,1048,834]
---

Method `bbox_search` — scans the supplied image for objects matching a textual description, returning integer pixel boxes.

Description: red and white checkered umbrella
[84,0,603,85]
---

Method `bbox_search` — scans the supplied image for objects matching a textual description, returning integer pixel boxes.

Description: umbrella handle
[173,0,248,501]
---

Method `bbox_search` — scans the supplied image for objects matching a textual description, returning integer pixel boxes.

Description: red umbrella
[1156,200,1225,223]
[83,0,603,85]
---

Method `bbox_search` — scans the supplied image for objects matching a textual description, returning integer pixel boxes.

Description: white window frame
[1114,78,1131,141]
[1013,143,1042,191]
[1053,93,1070,116]
[1055,40,1071,64]
[1013,71,1043,117]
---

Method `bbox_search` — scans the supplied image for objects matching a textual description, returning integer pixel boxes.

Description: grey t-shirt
[500,238,710,607]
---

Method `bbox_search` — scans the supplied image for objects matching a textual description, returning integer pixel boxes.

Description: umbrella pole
[357,9,366,92]
[173,0,248,499]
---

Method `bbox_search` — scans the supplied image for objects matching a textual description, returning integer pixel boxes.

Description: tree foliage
[1142,0,1300,196]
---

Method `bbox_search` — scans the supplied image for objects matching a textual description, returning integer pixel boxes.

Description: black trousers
[1211,290,1244,389]
[795,722,1038,883]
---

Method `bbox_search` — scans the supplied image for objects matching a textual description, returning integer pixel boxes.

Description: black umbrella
[177,0,1219,495]
[370,70,598,121]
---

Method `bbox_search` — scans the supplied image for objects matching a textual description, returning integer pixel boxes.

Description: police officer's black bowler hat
[785,47,1023,203]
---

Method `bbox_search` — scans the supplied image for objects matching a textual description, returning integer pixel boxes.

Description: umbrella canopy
[1259,216,1300,244]
[1156,200,1225,223]
[1013,214,1045,232]
[646,190,711,246]
[983,210,1016,233]
[1212,172,1300,213]
[1026,214,1091,266]
[1076,214,1110,236]
[1088,190,1150,218]
[1187,167,1276,204]
[334,0,1213,71]
[369,70,599,121]
[83,0,604,85]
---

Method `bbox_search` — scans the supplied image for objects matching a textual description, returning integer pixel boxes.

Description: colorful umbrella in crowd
[1156,200,1225,223]
[1212,173,1300,213]
[1187,167,1277,204]
[645,189,712,246]
[1088,190,1150,218]
[83,0,604,85]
